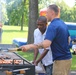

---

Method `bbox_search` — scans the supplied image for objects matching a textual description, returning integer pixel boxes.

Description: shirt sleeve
[68,31,70,37]
[45,46,51,51]
[45,24,57,42]
[34,30,37,44]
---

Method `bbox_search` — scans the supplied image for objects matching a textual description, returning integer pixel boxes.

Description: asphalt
[70,71,76,75]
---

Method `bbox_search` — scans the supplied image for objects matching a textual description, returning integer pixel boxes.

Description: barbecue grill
[0,44,35,75]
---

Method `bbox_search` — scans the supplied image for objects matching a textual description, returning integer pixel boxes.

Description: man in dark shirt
[20,4,72,75]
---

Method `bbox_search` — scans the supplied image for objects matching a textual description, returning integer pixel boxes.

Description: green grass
[71,55,76,70]
[1,25,76,70]
[18,51,76,71]
[17,51,34,61]
[2,25,28,44]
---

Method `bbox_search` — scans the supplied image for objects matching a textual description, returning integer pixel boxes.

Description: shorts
[53,59,72,75]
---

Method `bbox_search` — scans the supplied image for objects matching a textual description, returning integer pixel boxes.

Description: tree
[27,0,38,44]
[21,0,26,31]
[6,0,29,30]
[0,0,8,23]
[71,6,76,22]
[6,0,23,25]
[55,0,73,22]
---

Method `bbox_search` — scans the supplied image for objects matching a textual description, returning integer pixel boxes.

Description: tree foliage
[39,0,76,22]
[5,0,76,27]
[1,0,76,43]
[6,0,29,27]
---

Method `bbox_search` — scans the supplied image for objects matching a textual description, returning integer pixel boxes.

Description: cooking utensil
[7,48,22,52]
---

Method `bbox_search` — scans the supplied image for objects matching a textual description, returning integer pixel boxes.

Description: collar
[51,18,60,23]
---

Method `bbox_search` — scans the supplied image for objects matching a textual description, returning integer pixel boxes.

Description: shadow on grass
[3,30,27,32]
[17,51,34,61]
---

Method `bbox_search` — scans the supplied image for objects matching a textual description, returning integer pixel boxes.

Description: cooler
[13,38,27,47]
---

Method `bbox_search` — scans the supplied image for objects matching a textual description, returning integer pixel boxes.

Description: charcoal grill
[0,44,35,75]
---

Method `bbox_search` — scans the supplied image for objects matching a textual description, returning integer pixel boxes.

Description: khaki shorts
[53,59,72,75]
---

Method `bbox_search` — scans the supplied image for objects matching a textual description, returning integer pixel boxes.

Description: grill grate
[0,44,35,75]
[0,44,16,50]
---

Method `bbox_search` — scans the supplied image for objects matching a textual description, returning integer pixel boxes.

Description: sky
[64,0,75,7]
[0,0,75,7]
[0,0,75,8]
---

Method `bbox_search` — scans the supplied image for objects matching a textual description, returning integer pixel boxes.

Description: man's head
[37,16,47,33]
[46,4,59,22]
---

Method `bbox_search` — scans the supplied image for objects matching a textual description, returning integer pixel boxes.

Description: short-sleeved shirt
[34,28,53,66]
[45,18,72,61]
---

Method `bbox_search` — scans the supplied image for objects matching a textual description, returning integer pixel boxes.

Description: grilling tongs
[7,48,22,52]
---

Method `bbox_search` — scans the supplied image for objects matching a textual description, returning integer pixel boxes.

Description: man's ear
[51,10,55,15]
[46,22,48,26]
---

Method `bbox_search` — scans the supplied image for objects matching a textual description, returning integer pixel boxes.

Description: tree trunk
[21,13,24,31]
[28,0,38,44]
[21,0,26,31]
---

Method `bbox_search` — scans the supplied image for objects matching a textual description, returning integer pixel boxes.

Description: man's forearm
[36,49,48,64]
[34,40,51,49]
[33,49,38,61]
[20,40,51,52]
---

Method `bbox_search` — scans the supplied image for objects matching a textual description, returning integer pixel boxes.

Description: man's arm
[68,36,71,45]
[32,48,39,64]
[20,39,52,52]
[34,49,48,65]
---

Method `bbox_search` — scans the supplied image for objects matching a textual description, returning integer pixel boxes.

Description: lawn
[71,55,76,70]
[1,25,76,71]
[2,25,28,44]
[18,51,76,71]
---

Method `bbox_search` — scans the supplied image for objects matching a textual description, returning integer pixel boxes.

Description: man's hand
[20,45,30,52]
[32,60,38,66]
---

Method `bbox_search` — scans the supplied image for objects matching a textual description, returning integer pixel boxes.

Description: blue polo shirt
[45,18,72,61]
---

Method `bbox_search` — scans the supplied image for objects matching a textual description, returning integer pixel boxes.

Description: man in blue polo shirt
[20,4,72,75]
[44,5,72,75]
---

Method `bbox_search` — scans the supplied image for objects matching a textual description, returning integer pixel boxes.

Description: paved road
[70,71,76,75]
